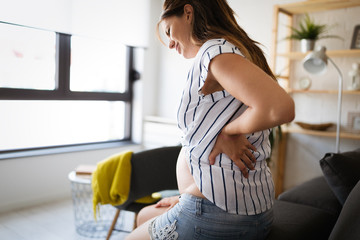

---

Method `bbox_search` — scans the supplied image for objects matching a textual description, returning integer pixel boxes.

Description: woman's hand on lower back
[209,131,256,178]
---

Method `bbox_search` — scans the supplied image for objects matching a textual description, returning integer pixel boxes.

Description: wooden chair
[106,145,181,240]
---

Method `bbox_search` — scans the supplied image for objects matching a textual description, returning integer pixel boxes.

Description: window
[0,22,56,90]
[0,22,137,155]
[70,36,127,93]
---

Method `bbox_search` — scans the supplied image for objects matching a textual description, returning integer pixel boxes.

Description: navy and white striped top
[177,39,275,215]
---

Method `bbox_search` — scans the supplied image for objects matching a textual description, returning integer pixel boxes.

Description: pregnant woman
[126,0,295,239]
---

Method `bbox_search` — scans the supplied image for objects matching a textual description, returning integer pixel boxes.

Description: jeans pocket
[193,226,247,240]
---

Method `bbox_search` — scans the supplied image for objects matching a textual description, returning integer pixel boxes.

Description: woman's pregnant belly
[176,147,206,198]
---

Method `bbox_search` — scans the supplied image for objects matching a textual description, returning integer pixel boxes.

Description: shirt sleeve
[198,39,244,95]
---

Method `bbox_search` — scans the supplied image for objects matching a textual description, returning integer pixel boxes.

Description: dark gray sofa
[267,148,360,240]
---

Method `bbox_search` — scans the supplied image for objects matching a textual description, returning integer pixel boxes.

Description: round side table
[68,171,126,238]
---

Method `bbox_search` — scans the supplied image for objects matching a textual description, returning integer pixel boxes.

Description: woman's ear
[183,4,193,22]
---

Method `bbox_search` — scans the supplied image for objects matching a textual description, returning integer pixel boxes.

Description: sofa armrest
[278,176,342,216]
[329,180,360,240]
[267,200,337,240]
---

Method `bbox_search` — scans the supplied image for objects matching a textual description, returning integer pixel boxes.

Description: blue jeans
[149,193,273,240]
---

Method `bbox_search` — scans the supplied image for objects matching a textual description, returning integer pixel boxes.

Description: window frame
[0,23,139,159]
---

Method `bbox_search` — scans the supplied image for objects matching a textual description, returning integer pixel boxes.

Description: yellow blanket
[91,150,158,219]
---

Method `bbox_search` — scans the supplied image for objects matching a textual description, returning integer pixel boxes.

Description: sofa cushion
[278,176,342,216]
[267,200,337,240]
[320,148,360,205]
[329,180,360,240]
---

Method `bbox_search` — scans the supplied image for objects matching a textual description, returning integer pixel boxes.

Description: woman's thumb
[209,148,220,165]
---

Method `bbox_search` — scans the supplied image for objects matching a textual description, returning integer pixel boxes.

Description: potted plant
[286,14,341,52]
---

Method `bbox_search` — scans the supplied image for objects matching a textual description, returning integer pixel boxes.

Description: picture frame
[347,112,360,132]
[350,25,360,49]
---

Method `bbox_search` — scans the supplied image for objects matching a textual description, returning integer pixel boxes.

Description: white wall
[0,0,72,33]
[0,145,143,213]
[70,0,150,47]
[0,0,150,46]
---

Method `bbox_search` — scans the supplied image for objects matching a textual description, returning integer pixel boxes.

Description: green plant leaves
[286,14,341,40]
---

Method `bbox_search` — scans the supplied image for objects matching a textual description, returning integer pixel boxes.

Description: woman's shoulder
[197,38,243,66]
[199,38,236,52]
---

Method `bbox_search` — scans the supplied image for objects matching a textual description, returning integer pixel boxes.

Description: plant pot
[300,39,315,53]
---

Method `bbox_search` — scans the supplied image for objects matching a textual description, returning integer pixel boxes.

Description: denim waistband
[180,193,213,204]
[179,193,228,214]
[179,193,273,218]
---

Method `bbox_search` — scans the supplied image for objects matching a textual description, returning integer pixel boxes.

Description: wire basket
[68,171,133,238]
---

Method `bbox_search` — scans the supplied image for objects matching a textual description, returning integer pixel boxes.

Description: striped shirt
[177,39,275,215]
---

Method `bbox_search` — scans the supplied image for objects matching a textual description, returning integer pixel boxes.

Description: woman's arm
[203,53,294,176]
[207,53,295,135]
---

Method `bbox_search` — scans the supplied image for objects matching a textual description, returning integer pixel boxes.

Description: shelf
[277,49,360,60]
[278,0,360,15]
[283,125,360,140]
[288,89,360,95]
[272,0,360,196]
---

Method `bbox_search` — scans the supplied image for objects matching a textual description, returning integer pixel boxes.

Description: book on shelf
[75,164,97,176]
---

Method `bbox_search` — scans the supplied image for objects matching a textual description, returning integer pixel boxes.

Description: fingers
[155,199,170,208]
[248,145,257,161]
[155,196,180,208]
[232,151,257,178]
[244,142,257,163]
[246,149,256,163]
[249,144,257,152]
[233,160,249,178]
[155,202,171,208]
[155,203,166,208]
[156,201,175,211]
[210,146,256,170]
[209,148,221,165]
[241,154,255,170]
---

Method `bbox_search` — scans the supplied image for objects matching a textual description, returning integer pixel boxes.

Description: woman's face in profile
[161,7,199,59]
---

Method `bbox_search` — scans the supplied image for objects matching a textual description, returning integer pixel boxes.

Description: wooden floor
[0,198,135,240]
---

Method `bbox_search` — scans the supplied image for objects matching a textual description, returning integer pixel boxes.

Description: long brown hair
[157,0,276,80]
